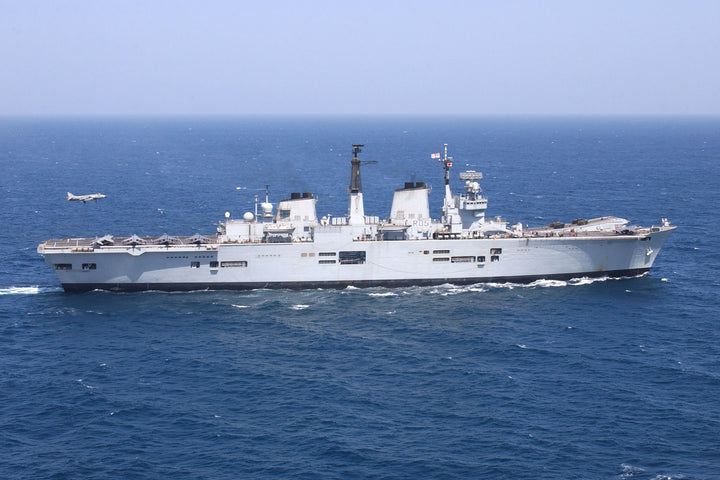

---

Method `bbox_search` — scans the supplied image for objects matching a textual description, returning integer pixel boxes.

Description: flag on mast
[431,153,441,159]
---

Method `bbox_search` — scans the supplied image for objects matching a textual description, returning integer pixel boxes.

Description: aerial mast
[350,144,364,193]
[439,143,454,207]
[348,144,366,230]
[436,144,461,232]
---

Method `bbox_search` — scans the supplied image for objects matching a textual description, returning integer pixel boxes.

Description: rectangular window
[279,209,290,219]
[491,255,500,262]
[433,257,450,262]
[319,259,336,264]
[190,261,200,268]
[477,256,486,263]
[221,260,247,267]
[54,263,72,271]
[451,256,475,263]
[490,248,502,255]
[82,263,97,271]
[319,252,336,257]
[339,251,366,265]
[209,261,219,269]
[433,249,450,254]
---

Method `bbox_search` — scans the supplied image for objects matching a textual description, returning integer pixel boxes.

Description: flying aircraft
[67,192,106,203]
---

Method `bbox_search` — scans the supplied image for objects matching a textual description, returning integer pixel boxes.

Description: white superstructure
[38,145,675,292]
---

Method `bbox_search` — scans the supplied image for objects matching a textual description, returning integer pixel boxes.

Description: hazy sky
[2,0,719,115]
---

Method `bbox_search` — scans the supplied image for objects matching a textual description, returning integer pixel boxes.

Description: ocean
[1,116,719,479]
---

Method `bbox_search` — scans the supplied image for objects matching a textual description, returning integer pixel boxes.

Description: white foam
[368,292,397,297]
[291,304,310,310]
[0,286,63,295]
[231,304,249,309]
[344,285,359,290]
[528,279,568,288]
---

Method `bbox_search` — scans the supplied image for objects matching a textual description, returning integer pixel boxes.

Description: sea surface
[1,116,719,479]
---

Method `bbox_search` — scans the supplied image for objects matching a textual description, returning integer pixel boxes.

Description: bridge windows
[221,260,247,267]
[338,251,366,264]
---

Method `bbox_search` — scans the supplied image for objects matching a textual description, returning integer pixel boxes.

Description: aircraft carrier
[38,145,675,292]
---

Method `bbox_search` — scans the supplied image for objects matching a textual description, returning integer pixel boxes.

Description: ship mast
[441,143,452,200]
[348,144,366,227]
[438,144,461,232]
[350,144,363,193]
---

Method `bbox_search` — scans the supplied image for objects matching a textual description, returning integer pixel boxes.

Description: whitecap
[291,304,309,310]
[517,344,527,349]
[368,292,397,297]
[529,279,568,288]
[661,278,669,282]
[344,285,359,290]
[231,304,249,309]
[0,286,63,295]
[568,276,601,286]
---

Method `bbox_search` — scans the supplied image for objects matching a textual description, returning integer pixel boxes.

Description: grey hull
[60,267,651,293]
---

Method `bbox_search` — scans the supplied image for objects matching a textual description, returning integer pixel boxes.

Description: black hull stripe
[61,268,651,293]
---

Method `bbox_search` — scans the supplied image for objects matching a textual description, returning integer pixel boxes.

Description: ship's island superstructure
[38,145,675,292]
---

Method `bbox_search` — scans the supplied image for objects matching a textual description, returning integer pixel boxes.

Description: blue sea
[1,116,719,479]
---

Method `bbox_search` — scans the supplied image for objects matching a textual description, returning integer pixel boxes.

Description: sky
[2,0,719,116]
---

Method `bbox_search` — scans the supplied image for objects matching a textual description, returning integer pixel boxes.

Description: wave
[0,286,64,296]
[417,275,639,296]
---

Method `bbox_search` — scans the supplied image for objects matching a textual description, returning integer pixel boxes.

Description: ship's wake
[0,286,64,296]
[403,273,649,296]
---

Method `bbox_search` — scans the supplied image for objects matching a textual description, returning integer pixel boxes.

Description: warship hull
[40,227,672,293]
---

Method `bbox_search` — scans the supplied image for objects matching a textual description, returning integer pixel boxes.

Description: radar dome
[243,212,254,221]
